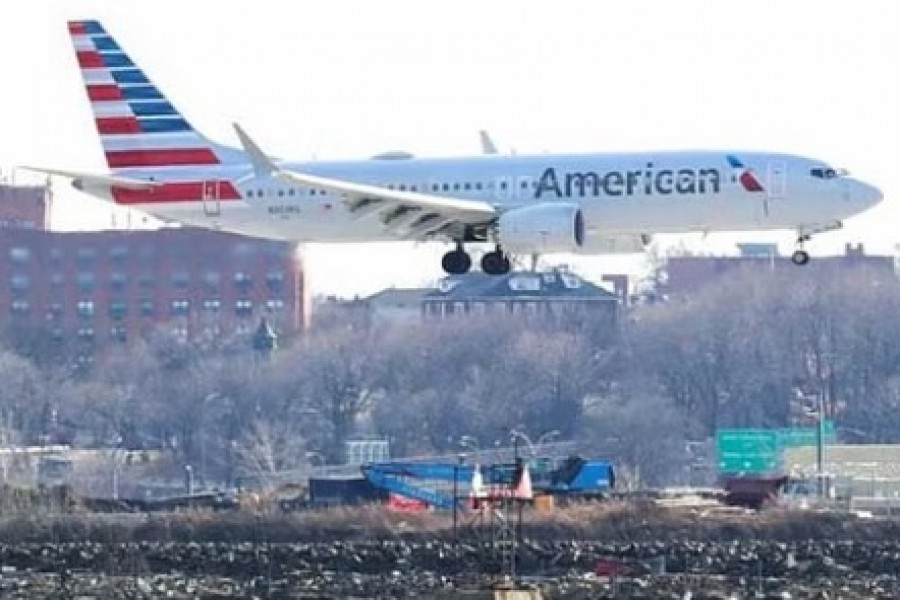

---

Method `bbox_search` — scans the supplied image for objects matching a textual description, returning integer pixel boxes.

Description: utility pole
[816,390,825,499]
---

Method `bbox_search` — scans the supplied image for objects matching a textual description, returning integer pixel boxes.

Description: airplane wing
[232,123,497,240]
[275,169,497,239]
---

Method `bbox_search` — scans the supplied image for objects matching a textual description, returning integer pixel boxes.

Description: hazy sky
[0,0,896,297]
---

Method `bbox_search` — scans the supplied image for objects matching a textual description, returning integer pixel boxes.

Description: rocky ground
[0,538,898,598]
[0,504,898,598]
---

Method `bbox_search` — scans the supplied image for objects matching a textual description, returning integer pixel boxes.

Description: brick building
[661,243,895,298]
[0,184,307,359]
[0,183,51,230]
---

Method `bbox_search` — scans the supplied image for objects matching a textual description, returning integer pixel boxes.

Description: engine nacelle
[497,203,585,254]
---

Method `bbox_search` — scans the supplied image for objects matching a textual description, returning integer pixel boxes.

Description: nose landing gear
[792,233,811,266]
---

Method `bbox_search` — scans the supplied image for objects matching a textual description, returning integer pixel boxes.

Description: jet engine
[497,203,585,254]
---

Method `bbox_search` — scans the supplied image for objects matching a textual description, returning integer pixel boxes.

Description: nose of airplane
[853,180,884,209]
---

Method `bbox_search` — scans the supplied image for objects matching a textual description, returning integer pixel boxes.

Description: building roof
[424,270,618,302]
[364,288,431,308]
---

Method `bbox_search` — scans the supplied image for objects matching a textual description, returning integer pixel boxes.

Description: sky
[0,0,897,297]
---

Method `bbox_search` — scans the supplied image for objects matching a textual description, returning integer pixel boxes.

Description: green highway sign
[715,422,835,475]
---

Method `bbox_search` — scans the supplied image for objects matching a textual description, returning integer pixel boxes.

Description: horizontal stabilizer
[19,166,161,190]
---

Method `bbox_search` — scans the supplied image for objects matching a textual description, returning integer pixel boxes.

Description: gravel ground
[0,539,898,598]
[0,505,899,598]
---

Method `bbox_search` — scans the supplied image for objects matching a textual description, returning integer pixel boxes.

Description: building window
[76,247,97,264]
[109,245,128,262]
[9,247,30,263]
[76,272,96,292]
[77,327,95,341]
[49,247,63,263]
[139,245,155,261]
[50,273,65,287]
[204,271,221,290]
[11,299,29,315]
[110,272,128,291]
[233,242,255,258]
[203,299,222,312]
[109,326,127,343]
[48,302,64,318]
[77,300,95,318]
[170,299,190,316]
[266,272,285,292]
[10,274,28,291]
[140,299,154,317]
[171,271,190,289]
[234,272,252,292]
[235,299,253,317]
[138,274,154,289]
[109,300,128,320]
[266,299,285,312]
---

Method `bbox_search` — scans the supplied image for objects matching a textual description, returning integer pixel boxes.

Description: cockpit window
[810,167,839,179]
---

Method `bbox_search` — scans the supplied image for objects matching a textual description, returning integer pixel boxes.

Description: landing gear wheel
[481,250,511,275]
[791,249,810,266]
[442,249,472,275]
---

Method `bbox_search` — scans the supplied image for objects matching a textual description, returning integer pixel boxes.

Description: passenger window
[464,183,471,191]
[475,182,483,191]
[442,183,449,192]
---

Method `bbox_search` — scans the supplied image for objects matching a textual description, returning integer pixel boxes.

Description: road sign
[716,429,781,474]
[716,422,836,475]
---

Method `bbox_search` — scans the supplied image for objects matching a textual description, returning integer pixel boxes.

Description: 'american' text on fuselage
[535,164,723,199]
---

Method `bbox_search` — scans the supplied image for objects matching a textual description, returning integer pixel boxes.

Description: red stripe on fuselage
[68,22,87,35]
[96,117,141,134]
[111,181,242,205]
[87,85,124,101]
[105,148,220,168]
[77,51,104,68]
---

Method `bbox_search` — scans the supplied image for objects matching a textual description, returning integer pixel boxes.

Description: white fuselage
[90,150,880,251]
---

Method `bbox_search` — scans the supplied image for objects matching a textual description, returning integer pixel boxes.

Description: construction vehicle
[361,455,614,509]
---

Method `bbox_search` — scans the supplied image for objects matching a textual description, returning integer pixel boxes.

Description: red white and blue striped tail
[68,20,244,171]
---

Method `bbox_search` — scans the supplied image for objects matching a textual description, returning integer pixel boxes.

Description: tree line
[0,263,898,488]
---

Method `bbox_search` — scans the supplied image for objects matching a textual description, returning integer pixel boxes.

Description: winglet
[233,123,277,177]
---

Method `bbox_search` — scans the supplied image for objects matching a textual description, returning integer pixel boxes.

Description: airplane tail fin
[67,20,244,172]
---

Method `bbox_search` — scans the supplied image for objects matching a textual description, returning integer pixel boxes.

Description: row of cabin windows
[18,298,285,318]
[244,179,539,198]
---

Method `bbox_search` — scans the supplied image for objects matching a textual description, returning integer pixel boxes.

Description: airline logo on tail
[68,20,244,204]
[726,155,765,192]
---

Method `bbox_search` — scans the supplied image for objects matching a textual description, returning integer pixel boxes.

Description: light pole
[306,451,326,476]
[453,452,466,543]
[459,435,480,456]
[535,430,561,456]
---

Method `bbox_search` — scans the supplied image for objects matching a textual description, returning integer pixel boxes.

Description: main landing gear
[481,246,511,276]
[441,242,472,275]
[440,243,511,276]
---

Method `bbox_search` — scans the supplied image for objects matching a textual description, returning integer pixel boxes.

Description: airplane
[26,20,883,275]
